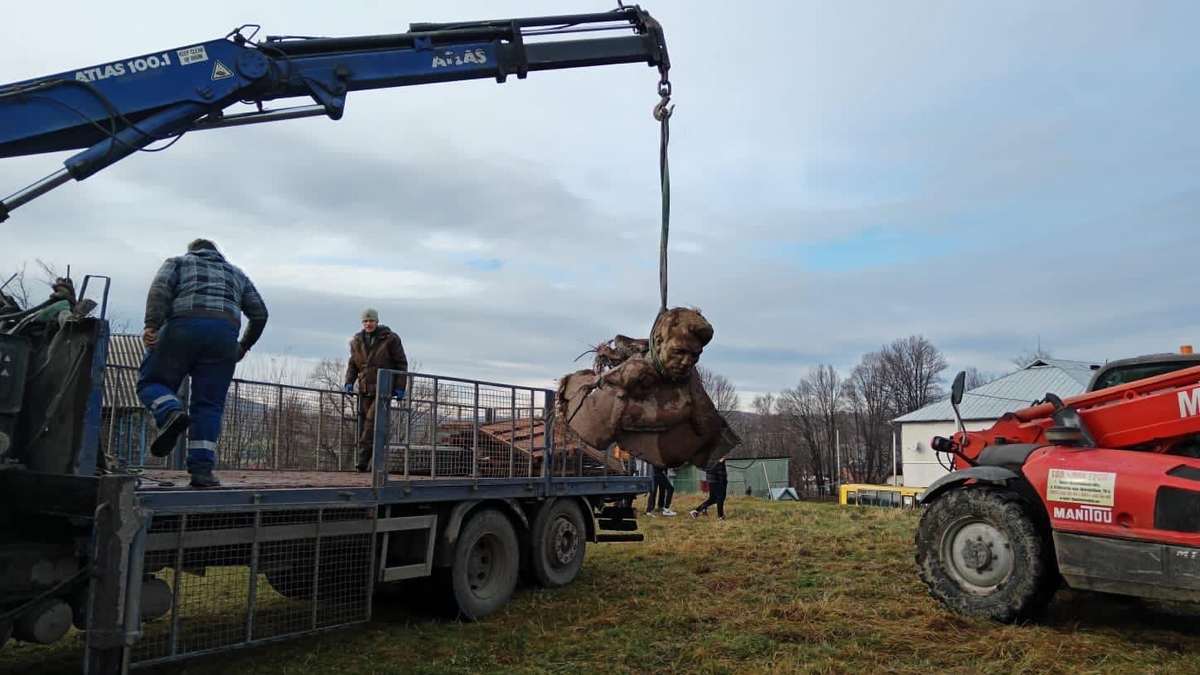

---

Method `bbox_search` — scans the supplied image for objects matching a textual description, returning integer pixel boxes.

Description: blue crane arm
[0,6,668,222]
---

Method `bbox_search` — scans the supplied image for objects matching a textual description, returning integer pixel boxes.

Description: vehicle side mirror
[951,371,966,406]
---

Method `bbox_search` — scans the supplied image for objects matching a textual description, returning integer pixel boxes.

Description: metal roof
[1025,358,1097,387]
[104,333,145,409]
[893,358,1099,424]
[107,333,145,369]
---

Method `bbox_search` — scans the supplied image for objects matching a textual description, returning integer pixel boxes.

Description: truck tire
[916,487,1056,622]
[529,499,587,588]
[0,619,11,650]
[448,509,519,620]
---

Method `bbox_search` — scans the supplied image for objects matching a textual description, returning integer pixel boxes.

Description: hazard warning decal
[1047,469,1115,507]
[211,61,233,80]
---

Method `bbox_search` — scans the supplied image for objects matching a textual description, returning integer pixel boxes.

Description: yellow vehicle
[839,483,924,509]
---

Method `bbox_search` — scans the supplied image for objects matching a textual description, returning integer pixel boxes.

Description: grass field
[8,497,1200,674]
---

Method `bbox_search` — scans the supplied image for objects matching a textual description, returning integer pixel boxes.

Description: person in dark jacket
[138,239,268,488]
[643,460,658,516]
[690,456,729,520]
[344,308,408,472]
[650,465,676,516]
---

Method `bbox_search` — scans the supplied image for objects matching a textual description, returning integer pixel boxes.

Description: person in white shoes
[651,465,676,516]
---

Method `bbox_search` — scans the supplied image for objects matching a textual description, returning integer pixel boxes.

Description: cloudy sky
[4,1,1200,404]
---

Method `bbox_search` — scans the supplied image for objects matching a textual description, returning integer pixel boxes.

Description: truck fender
[579,497,597,542]
[918,466,1021,506]
[434,499,530,567]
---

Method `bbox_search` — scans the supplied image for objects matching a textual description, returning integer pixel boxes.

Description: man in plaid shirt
[137,239,269,487]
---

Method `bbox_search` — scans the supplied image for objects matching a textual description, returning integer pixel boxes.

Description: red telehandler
[916,350,1200,621]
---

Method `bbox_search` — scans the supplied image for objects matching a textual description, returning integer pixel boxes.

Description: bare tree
[731,393,813,494]
[697,365,739,414]
[1,260,59,310]
[779,364,842,495]
[307,358,348,390]
[1,263,30,310]
[33,259,59,286]
[962,367,997,390]
[881,335,947,416]
[751,393,775,417]
[735,394,787,459]
[842,351,894,484]
[107,317,136,334]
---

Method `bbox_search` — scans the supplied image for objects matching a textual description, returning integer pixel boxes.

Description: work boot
[189,468,221,489]
[150,411,189,458]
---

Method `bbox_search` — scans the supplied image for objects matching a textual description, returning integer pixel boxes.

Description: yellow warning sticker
[211,61,233,81]
[1047,469,1115,507]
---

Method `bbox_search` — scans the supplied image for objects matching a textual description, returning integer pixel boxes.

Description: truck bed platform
[137,469,383,490]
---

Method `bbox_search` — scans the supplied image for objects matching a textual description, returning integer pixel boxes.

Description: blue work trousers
[137,317,238,471]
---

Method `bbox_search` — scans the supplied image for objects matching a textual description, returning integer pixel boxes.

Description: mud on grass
[9,498,1200,674]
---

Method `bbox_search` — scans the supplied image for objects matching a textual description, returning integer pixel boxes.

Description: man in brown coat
[344,308,408,472]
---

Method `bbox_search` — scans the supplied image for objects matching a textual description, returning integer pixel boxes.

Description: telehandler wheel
[529,499,587,588]
[916,487,1057,622]
[448,509,519,620]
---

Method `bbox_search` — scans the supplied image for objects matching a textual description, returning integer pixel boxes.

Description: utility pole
[835,428,840,493]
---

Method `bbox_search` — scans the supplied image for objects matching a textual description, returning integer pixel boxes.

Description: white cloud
[257,264,481,300]
[420,232,489,253]
[5,0,1200,403]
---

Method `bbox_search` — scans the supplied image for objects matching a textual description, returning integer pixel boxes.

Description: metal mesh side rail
[380,371,637,481]
[101,366,359,472]
[100,365,636,479]
[131,505,374,667]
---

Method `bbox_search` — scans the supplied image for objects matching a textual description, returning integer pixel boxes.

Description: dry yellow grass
[7,497,1200,674]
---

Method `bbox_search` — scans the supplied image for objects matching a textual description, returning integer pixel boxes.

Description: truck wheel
[449,509,519,620]
[0,619,11,650]
[916,487,1056,622]
[529,499,587,588]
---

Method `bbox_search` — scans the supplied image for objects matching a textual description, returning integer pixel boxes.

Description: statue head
[651,307,713,380]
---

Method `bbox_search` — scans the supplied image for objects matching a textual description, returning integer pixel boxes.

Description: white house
[894,359,1098,488]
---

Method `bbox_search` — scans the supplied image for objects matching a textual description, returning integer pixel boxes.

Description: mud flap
[1055,531,1200,603]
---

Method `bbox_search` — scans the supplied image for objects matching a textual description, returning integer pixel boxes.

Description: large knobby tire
[916,487,1057,622]
[449,509,519,621]
[529,499,587,588]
